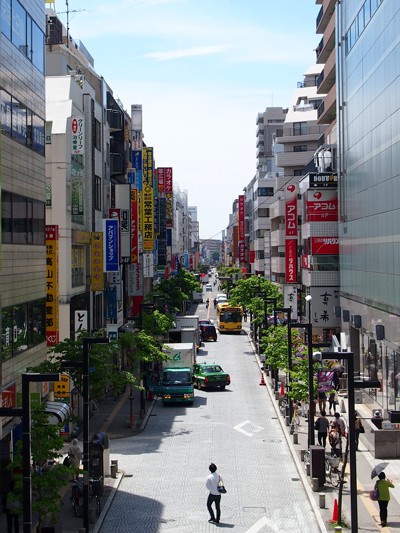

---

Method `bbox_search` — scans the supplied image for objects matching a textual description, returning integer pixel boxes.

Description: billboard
[310,237,339,255]
[285,183,298,237]
[91,232,103,291]
[131,188,139,263]
[142,184,154,251]
[46,225,59,346]
[103,219,119,271]
[306,190,338,222]
[238,195,245,241]
[285,238,297,283]
[283,284,298,320]
[71,116,84,155]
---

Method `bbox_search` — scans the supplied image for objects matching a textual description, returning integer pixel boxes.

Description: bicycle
[71,476,103,517]
[325,454,342,487]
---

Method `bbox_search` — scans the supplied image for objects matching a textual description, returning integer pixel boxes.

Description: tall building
[0,0,47,487]
[337,0,398,410]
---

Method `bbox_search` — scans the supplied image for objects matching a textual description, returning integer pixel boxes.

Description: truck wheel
[220,386,226,390]
[196,380,201,389]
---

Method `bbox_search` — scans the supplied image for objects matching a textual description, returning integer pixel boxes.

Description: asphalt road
[98,292,322,532]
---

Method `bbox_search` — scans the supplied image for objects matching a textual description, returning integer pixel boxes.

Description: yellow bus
[216,303,243,334]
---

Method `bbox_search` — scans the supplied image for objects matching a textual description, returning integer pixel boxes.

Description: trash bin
[310,445,326,487]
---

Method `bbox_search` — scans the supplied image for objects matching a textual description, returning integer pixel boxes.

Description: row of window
[346,0,383,55]
[1,299,46,361]
[1,0,45,73]
[2,191,45,245]
[0,88,45,155]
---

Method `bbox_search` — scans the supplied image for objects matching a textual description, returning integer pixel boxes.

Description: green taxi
[193,363,230,390]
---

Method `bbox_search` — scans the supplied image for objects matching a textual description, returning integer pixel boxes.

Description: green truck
[153,343,195,406]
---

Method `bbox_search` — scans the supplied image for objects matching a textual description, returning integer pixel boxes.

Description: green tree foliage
[141,310,175,339]
[28,334,135,401]
[151,269,201,313]
[118,329,170,371]
[9,403,74,527]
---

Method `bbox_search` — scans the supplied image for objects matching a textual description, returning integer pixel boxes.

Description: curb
[93,472,124,533]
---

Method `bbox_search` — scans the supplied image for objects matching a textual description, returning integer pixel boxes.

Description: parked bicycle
[71,476,103,517]
[325,454,342,487]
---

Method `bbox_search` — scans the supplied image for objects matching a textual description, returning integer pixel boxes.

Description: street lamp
[305,294,312,323]
[0,373,60,533]
[275,307,293,421]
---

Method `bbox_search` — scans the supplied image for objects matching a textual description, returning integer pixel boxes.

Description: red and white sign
[285,183,298,237]
[238,242,245,263]
[285,239,297,283]
[157,168,165,193]
[164,167,173,194]
[131,188,139,263]
[301,255,310,269]
[238,195,245,241]
[311,237,339,255]
[71,116,84,155]
[306,190,338,222]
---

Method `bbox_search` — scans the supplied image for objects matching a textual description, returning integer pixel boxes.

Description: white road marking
[245,516,279,532]
[233,420,264,437]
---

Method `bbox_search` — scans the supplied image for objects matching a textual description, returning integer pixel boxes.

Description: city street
[98,296,322,532]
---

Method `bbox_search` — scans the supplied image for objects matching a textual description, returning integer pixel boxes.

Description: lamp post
[305,294,312,323]
[62,336,109,533]
[275,307,293,421]
[0,373,60,533]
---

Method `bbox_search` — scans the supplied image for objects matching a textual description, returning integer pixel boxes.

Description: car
[199,319,213,326]
[193,363,230,390]
[205,283,213,291]
[216,295,227,303]
[200,324,217,342]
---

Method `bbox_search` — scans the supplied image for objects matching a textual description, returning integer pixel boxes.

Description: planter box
[388,410,400,423]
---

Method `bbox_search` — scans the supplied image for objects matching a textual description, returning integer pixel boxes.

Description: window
[12,0,27,54]
[256,250,265,259]
[294,169,304,177]
[293,122,307,135]
[93,118,101,150]
[94,175,102,210]
[257,187,274,197]
[1,192,45,244]
[294,145,307,152]
[258,208,269,217]
[1,0,11,39]
[31,19,44,72]
[71,244,85,287]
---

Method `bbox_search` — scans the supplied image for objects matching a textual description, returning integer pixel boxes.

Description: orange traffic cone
[331,498,338,523]
[280,381,285,396]
[259,373,266,386]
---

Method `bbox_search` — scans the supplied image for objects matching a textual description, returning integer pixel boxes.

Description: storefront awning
[45,402,70,424]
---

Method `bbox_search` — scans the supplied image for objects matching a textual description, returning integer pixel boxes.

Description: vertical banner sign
[238,195,245,241]
[54,374,70,400]
[71,116,84,155]
[238,242,245,263]
[164,167,173,193]
[119,208,130,263]
[142,147,154,186]
[74,310,88,335]
[71,159,84,216]
[285,239,297,283]
[142,184,154,251]
[46,225,59,346]
[127,263,144,296]
[285,183,298,237]
[306,190,338,222]
[91,232,103,291]
[131,188,139,263]
[165,193,173,228]
[103,219,119,272]
[157,168,165,193]
[283,285,298,320]
[132,150,142,191]
[109,208,122,263]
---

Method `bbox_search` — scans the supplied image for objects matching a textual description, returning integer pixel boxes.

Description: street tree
[150,269,201,313]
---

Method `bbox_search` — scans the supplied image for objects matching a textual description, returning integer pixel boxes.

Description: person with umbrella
[371,464,394,527]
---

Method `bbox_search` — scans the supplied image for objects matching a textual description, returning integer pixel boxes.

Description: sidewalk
[246,318,400,531]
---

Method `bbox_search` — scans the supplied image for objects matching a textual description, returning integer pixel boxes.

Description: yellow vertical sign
[46,225,59,346]
[91,232,104,291]
[142,184,154,251]
[54,373,70,399]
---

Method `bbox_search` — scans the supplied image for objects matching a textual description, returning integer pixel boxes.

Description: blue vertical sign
[132,150,142,191]
[103,219,119,271]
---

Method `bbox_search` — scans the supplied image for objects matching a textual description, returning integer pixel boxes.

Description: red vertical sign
[157,168,165,193]
[286,239,297,283]
[238,195,245,241]
[285,183,298,237]
[164,167,173,193]
[131,188,139,263]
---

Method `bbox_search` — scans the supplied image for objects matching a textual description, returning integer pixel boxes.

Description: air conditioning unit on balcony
[314,145,337,172]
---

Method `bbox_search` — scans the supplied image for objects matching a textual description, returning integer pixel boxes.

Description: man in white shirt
[206,463,222,524]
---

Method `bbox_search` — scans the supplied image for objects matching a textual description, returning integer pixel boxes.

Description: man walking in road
[206,463,222,524]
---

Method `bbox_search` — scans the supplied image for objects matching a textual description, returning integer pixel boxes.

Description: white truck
[175,315,201,352]
[192,291,203,303]
[158,343,195,405]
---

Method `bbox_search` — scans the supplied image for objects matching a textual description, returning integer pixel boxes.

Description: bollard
[111,459,119,472]
[79,529,85,533]
[312,477,319,492]
[110,463,117,478]
[306,463,310,476]
[275,391,280,400]
[300,449,306,461]
[89,507,97,523]
[293,433,298,445]
[319,493,325,508]
[285,416,290,426]
[340,399,346,413]
[334,527,342,533]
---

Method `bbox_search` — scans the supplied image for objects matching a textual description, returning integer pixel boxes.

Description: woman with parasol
[371,464,394,527]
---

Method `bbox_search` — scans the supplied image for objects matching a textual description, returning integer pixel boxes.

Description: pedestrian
[67,438,82,477]
[243,308,247,322]
[328,425,341,457]
[328,390,338,415]
[2,481,20,533]
[317,390,327,414]
[331,412,346,438]
[206,299,209,309]
[354,411,365,451]
[315,410,330,447]
[376,472,395,527]
[206,463,222,524]
[213,298,217,308]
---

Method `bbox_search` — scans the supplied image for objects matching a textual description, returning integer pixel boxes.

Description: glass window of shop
[1,299,46,361]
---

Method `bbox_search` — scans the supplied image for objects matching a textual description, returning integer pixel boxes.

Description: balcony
[256,146,265,158]
[275,124,326,144]
[271,256,286,275]
[316,0,336,34]
[256,124,265,137]
[301,221,338,240]
[257,113,264,125]
[256,137,264,148]
[270,228,286,247]
[276,150,315,168]
[316,14,335,64]
[317,49,336,94]
[317,84,336,124]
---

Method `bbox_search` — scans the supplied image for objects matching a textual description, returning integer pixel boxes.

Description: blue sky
[62,0,320,240]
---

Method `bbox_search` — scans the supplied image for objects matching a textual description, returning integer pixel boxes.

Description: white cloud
[143,44,231,61]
